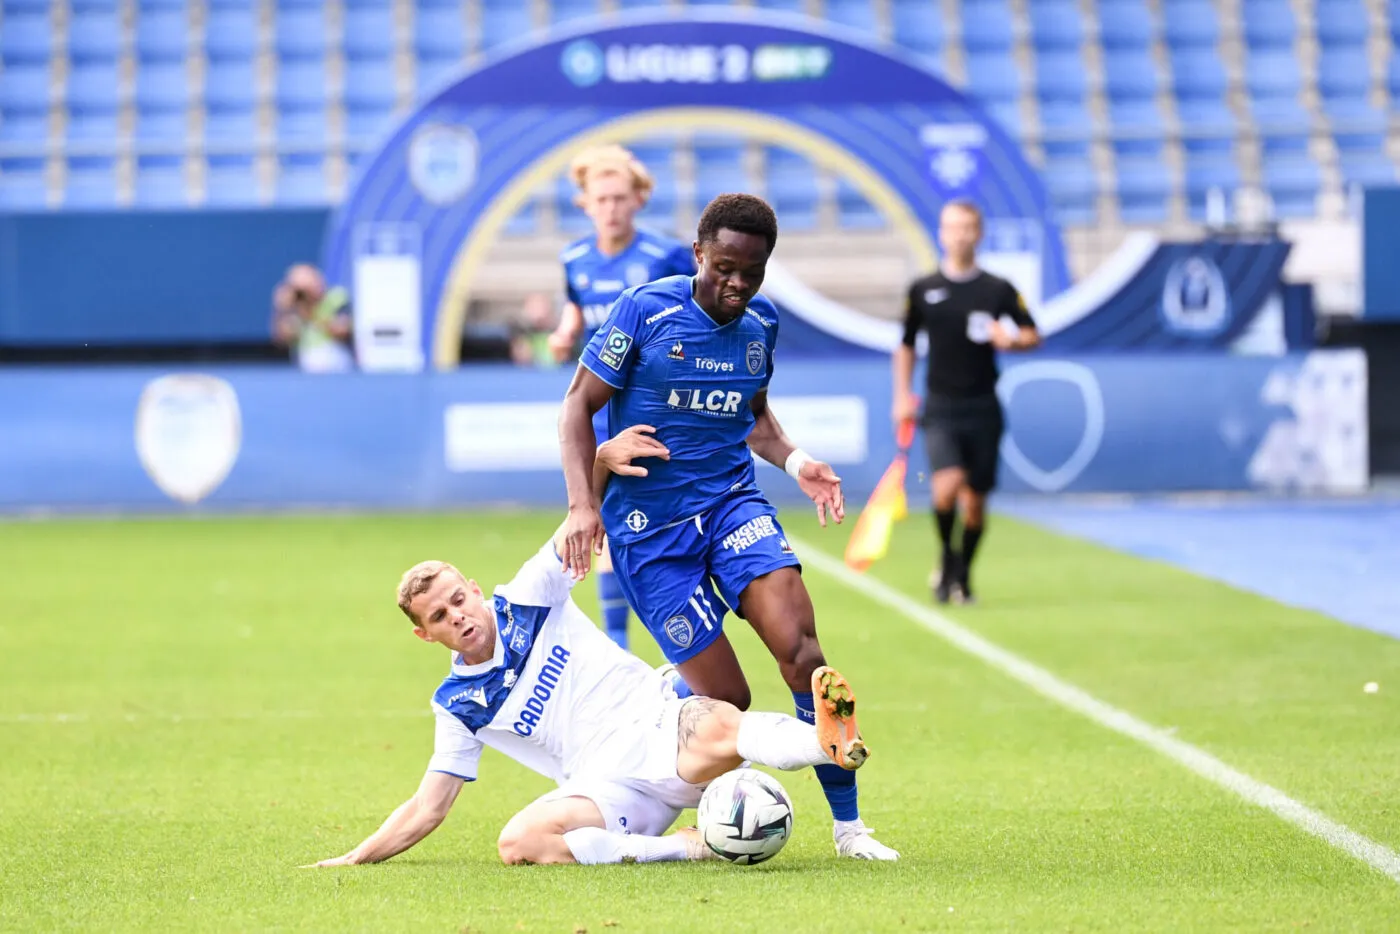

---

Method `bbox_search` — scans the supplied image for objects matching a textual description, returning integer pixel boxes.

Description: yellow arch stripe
[433,106,938,369]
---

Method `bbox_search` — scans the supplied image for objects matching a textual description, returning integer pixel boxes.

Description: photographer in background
[272,264,355,373]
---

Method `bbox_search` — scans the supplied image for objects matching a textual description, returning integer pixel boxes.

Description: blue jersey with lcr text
[561,228,695,339]
[580,274,780,545]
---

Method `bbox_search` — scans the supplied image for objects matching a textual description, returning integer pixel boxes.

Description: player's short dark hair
[697,194,778,253]
[942,199,984,226]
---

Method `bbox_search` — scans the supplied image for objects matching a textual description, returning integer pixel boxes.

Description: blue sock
[597,570,629,650]
[792,690,859,822]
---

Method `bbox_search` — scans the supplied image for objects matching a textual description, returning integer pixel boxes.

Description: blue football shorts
[608,489,802,664]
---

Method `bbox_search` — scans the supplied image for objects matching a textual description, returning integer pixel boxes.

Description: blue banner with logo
[0,352,1366,512]
[324,11,1070,370]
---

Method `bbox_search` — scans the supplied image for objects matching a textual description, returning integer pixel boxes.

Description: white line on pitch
[792,537,1400,886]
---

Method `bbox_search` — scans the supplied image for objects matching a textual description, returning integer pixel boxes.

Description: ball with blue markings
[696,768,793,865]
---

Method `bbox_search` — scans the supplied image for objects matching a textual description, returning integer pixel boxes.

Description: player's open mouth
[721,294,746,308]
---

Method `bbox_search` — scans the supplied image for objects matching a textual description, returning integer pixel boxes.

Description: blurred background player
[892,201,1041,604]
[548,144,696,651]
[558,194,898,860]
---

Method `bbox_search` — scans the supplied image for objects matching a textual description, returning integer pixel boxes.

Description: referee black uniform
[899,267,1037,601]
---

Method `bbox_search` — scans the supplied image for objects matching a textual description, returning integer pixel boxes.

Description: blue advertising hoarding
[0,352,1367,512]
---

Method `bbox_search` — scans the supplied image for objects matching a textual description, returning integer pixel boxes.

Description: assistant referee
[892,200,1041,604]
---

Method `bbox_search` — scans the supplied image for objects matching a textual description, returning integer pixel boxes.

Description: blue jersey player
[546,144,695,653]
[558,194,899,860]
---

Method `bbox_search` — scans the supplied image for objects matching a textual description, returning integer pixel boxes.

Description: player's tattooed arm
[677,697,725,749]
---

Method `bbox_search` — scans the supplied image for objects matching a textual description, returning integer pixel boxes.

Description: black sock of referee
[934,507,957,566]
[961,523,984,574]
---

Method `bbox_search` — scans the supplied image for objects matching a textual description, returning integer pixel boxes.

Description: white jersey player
[304,437,873,867]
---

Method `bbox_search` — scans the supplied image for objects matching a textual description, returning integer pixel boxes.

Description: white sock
[562,827,691,865]
[735,711,829,770]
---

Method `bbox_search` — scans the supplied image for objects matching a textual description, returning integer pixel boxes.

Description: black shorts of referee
[921,393,1004,494]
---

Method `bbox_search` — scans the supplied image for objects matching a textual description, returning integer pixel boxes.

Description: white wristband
[784,448,813,480]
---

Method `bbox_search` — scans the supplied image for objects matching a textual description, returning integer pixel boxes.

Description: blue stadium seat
[1176,99,1237,156]
[1339,153,1398,188]
[1044,161,1097,225]
[1102,52,1161,102]
[481,0,536,52]
[415,7,466,74]
[1038,101,1093,160]
[503,200,539,237]
[1392,0,1400,43]
[1,0,52,11]
[0,170,48,209]
[135,155,188,206]
[961,1,1015,53]
[68,11,124,64]
[70,0,121,9]
[1240,0,1295,50]
[205,9,259,61]
[65,64,121,147]
[1245,51,1301,102]
[275,62,329,148]
[624,139,676,174]
[137,0,190,8]
[1250,96,1310,135]
[551,0,604,25]
[1097,2,1155,51]
[765,147,819,231]
[1316,50,1371,104]
[615,0,669,8]
[344,6,396,62]
[1327,100,1387,154]
[1028,2,1083,51]
[836,179,883,229]
[1184,154,1240,220]
[1170,50,1227,101]
[1034,51,1088,103]
[1258,125,1308,156]
[206,59,258,108]
[753,0,805,9]
[276,8,329,61]
[0,111,48,155]
[1162,1,1218,50]
[1,12,54,63]
[345,62,398,147]
[891,0,947,65]
[276,154,329,205]
[694,138,748,206]
[824,0,879,34]
[966,53,1022,105]
[1115,160,1171,223]
[1107,101,1164,158]
[1263,155,1320,218]
[64,157,120,208]
[1314,0,1369,48]
[137,9,190,62]
[555,174,591,235]
[135,64,189,151]
[0,65,51,119]
[206,154,259,205]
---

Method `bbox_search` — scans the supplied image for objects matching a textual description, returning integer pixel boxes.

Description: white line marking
[792,537,1400,885]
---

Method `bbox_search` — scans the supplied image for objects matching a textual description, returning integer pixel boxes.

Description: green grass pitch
[2,509,1399,932]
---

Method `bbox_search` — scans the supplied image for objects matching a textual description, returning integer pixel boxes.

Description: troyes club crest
[134,374,242,504]
[746,341,765,376]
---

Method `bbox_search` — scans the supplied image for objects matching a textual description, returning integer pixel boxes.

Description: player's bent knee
[497,825,530,865]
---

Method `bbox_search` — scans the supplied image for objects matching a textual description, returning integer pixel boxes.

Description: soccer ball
[696,768,793,865]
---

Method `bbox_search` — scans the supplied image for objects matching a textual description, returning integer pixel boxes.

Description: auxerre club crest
[134,374,242,504]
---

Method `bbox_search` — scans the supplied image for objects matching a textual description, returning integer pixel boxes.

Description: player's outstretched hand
[300,853,357,868]
[561,504,605,580]
[597,424,670,477]
[797,460,845,527]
